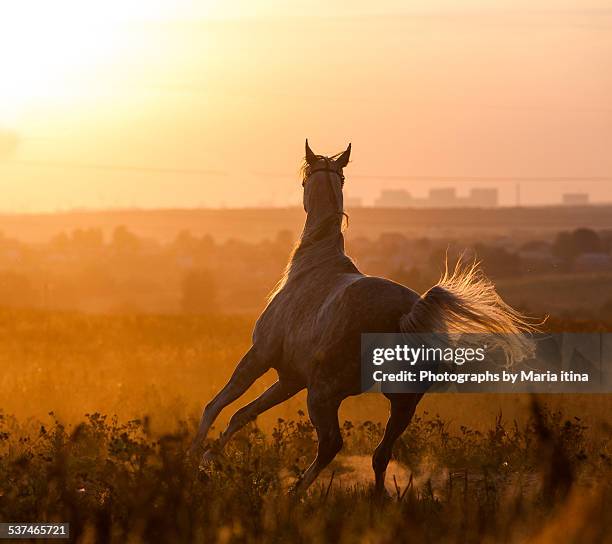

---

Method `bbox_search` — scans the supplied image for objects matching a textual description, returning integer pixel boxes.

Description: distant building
[562,193,589,205]
[373,186,498,208]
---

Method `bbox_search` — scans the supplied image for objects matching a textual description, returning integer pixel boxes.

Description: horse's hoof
[198,448,220,470]
[286,478,307,499]
[201,450,213,463]
[372,485,393,502]
[286,486,305,504]
[287,483,298,496]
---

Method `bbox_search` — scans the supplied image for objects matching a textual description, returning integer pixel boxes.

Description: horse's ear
[305,139,317,165]
[336,143,351,168]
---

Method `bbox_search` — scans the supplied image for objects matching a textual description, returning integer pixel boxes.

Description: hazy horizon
[1,1,611,211]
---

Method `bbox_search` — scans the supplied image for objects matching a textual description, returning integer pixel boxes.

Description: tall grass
[0,403,609,543]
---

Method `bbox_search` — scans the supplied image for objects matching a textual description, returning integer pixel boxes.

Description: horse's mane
[268,224,356,301]
[268,153,357,302]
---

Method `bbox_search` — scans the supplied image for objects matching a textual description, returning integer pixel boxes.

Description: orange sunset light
[0,2,214,122]
[0,1,610,211]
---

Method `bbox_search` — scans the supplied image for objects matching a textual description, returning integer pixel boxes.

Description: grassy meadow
[1,207,612,542]
[1,308,611,542]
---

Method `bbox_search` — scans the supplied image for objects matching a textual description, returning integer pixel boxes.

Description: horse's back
[336,275,420,330]
[313,275,420,348]
[253,272,421,387]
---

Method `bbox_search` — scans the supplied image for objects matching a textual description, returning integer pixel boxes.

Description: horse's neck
[265,214,357,306]
[286,216,354,284]
[302,208,341,238]
[293,231,345,267]
[295,210,344,259]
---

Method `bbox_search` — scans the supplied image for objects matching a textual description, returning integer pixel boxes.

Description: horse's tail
[399,260,538,364]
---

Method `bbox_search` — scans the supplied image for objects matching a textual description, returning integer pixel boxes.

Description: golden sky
[0,1,611,210]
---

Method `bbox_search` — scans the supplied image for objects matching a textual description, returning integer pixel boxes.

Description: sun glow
[0,1,201,124]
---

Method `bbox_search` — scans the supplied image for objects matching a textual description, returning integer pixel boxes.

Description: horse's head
[301,139,351,216]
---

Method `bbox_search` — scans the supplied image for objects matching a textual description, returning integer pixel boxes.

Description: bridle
[301,157,348,239]
[303,157,345,209]
[302,159,345,188]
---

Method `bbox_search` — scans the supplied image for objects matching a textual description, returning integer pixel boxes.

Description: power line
[351,174,612,182]
[252,170,612,182]
[3,161,610,183]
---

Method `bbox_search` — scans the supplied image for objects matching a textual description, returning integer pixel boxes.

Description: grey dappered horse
[190,140,533,494]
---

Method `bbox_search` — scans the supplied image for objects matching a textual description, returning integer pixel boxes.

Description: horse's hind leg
[205,379,304,458]
[293,391,343,493]
[190,347,268,455]
[372,393,421,495]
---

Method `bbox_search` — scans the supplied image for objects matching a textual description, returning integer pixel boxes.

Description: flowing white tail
[399,260,537,364]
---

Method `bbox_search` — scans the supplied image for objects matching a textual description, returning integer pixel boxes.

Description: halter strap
[302,157,345,187]
[305,167,345,181]
[301,157,347,236]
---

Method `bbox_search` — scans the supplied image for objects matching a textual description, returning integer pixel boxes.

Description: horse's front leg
[190,347,268,456]
[202,379,304,463]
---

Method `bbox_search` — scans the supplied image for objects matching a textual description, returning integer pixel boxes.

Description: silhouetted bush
[553,228,602,260]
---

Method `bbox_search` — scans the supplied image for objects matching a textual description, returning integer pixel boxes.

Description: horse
[190,140,534,494]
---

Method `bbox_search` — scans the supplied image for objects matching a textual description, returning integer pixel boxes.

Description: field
[1,309,611,543]
[1,206,612,542]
